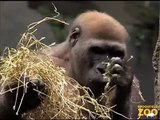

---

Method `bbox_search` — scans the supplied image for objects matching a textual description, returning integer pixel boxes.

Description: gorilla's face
[68,11,128,97]
[69,36,126,97]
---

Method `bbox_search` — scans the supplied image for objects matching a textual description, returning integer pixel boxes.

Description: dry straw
[0,15,112,119]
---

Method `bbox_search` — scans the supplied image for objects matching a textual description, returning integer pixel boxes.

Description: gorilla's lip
[87,74,108,89]
[86,79,107,97]
[88,79,108,86]
[88,75,107,83]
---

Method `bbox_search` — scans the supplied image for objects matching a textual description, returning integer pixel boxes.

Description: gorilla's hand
[109,57,133,89]
[107,57,133,119]
[4,76,47,115]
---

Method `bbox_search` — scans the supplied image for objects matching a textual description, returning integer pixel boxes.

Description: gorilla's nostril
[97,67,105,74]
[96,64,106,74]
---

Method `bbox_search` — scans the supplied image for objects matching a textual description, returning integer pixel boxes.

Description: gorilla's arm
[0,78,46,120]
[0,92,23,120]
[108,57,144,119]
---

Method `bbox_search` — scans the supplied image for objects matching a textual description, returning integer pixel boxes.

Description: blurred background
[0,1,159,105]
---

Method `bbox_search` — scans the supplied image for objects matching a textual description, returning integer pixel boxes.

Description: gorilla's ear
[69,27,80,47]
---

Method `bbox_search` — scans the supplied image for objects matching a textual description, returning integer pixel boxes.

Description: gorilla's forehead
[73,11,128,43]
[85,38,126,50]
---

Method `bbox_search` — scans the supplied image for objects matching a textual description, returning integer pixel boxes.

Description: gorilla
[0,11,144,120]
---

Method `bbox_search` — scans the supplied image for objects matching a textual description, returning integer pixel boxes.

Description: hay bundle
[0,18,111,119]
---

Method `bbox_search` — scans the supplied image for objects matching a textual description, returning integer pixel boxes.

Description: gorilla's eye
[89,46,125,59]
[89,46,106,54]
[109,50,125,58]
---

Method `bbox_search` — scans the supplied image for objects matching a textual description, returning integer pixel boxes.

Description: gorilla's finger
[110,63,124,75]
[27,79,47,95]
[110,57,123,67]
[110,74,121,86]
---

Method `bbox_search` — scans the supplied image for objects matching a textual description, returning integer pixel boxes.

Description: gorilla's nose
[96,63,106,74]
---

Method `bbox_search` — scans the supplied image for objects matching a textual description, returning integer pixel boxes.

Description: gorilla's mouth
[87,79,107,98]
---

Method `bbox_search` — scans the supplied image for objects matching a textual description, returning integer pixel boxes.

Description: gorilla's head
[67,11,129,97]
